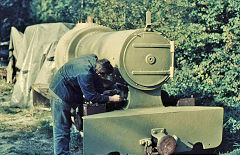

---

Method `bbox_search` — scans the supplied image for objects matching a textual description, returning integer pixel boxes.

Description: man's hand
[109,94,123,102]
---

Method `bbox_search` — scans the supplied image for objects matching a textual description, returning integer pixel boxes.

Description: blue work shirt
[50,54,109,104]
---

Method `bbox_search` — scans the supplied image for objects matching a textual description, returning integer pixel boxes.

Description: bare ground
[0,94,83,155]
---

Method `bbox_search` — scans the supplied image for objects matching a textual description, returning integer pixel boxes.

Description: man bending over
[50,54,122,155]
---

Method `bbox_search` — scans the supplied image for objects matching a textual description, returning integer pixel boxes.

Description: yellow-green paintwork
[54,21,224,154]
[83,106,223,154]
[54,23,173,91]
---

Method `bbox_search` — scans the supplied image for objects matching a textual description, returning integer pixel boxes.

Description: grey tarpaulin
[8,23,75,108]
[7,27,23,83]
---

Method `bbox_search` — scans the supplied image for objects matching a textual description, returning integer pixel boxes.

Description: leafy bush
[0,0,32,41]
[220,148,240,155]
[157,1,240,153]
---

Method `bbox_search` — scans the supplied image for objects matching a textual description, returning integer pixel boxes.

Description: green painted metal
[55,23,112,69]
[54,19,223,154]
[55,23,173,91]
[126,87,163,109]
[83,106,223,154]
[54,23,174,108]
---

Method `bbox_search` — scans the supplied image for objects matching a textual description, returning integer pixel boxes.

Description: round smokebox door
[123,32,171,88]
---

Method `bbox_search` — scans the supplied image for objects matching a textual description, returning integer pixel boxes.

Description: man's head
[95,58,113,79]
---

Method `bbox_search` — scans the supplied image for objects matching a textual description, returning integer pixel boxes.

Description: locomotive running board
[83,106,223,155]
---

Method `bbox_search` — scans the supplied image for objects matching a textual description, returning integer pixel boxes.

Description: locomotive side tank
[54,13,223,154]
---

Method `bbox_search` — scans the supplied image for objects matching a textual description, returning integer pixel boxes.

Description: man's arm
[78,73,109,103]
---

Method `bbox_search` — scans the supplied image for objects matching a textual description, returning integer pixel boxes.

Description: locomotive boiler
[54,13,223,154]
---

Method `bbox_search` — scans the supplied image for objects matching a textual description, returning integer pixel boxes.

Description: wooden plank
[32,84,50,107]
[32,84,50,99]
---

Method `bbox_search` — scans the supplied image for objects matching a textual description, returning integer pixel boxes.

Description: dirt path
[0,95,82,154]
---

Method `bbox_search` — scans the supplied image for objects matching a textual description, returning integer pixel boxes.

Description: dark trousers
[51,94,72,155]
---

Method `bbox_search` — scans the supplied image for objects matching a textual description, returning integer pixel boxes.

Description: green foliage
[0,0,32,41]
[221,148,240,155]
[90,0,146,30]
[164,50,240,106]
[30,0,84,23]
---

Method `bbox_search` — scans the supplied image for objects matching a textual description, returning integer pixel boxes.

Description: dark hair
[95,59,113,75]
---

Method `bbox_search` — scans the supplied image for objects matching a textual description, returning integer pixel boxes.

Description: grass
[0,78,54,154]
[0,79,84,154]
[0,106,22,114]
[37,120,53,138]
[0,105,54,154]
[0,78,13,96]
